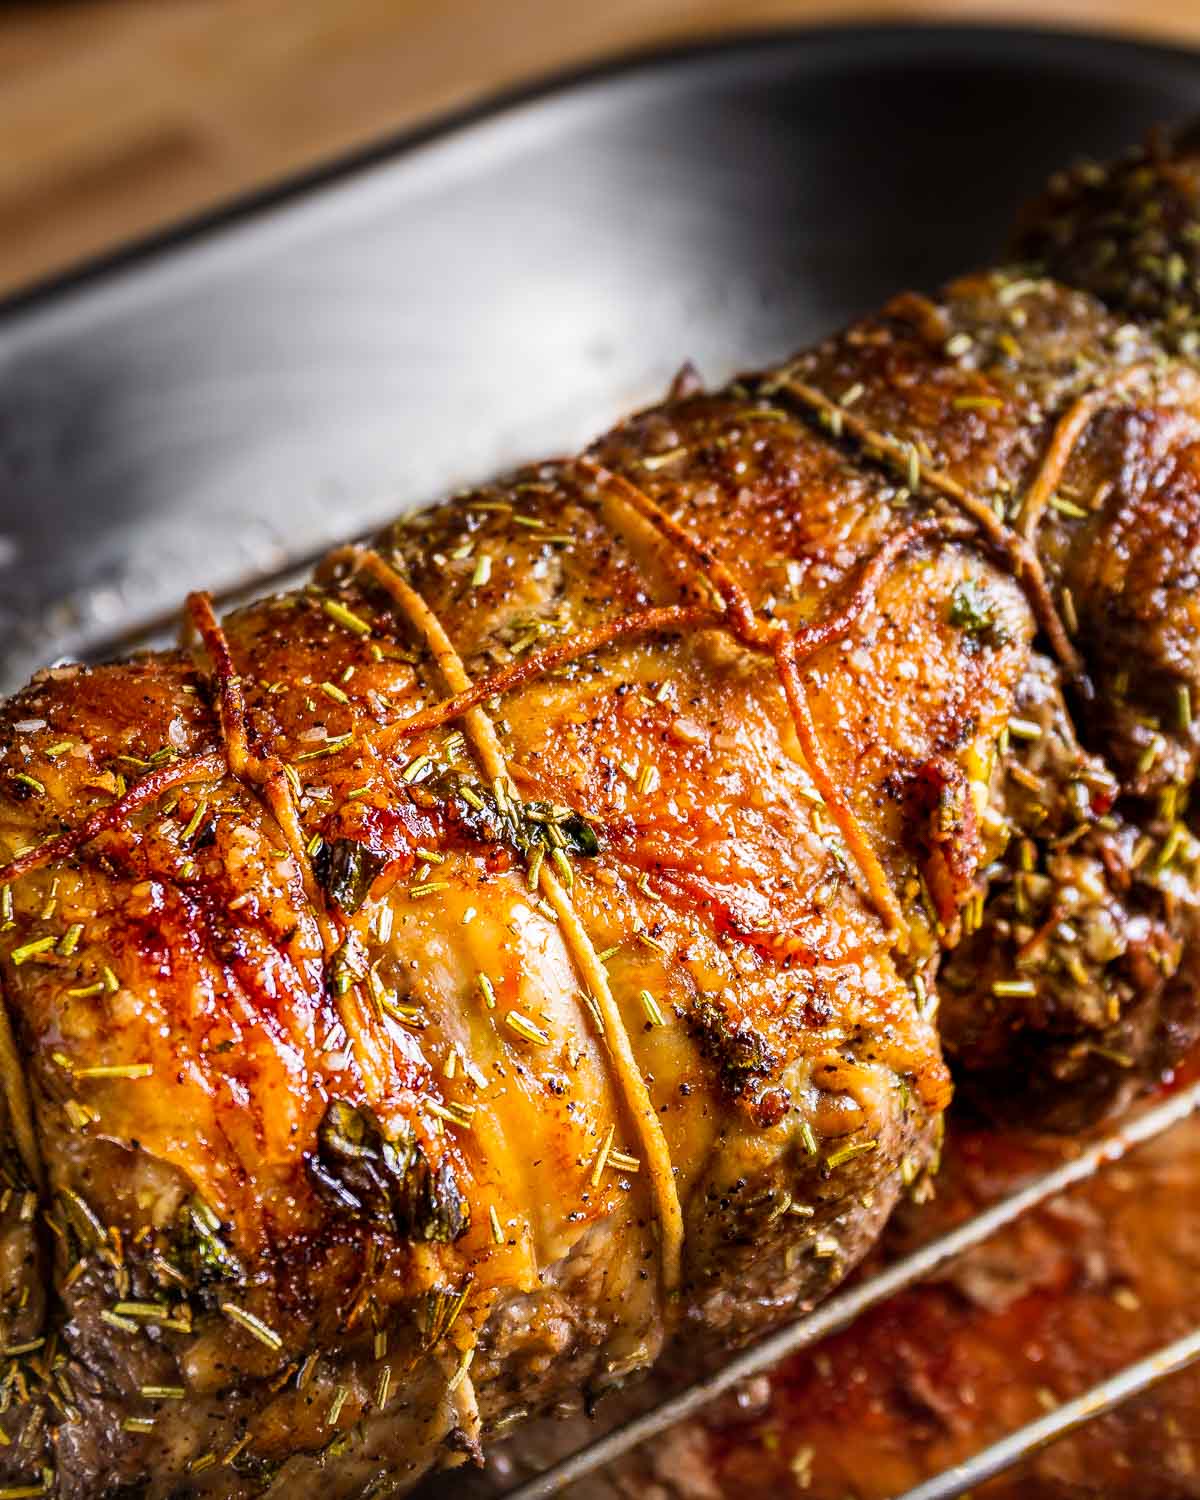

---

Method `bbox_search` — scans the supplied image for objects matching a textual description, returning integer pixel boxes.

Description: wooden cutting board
[2,0,1199,298]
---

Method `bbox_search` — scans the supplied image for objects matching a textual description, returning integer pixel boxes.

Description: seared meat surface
[0,127,1197,1495]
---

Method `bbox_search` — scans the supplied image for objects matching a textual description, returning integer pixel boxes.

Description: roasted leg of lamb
[0,126,1198,1497]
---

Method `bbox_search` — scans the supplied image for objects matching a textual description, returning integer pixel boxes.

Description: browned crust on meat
[0,124,1197,1496]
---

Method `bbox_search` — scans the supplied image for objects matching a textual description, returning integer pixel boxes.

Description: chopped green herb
[503,1009,551,1046]
[294,733,355,763]
[112,1301,169,1321]
[322,599,372,636]
[1137,735,1164,774]
[589,1125,615,1188]
[638,989,665,1027]
[9,936,56,967]
[220,1302,283,1352]
[488,1203,505,1245]
[309,1099,469,1243]
[314,838,384,915]
[180,796,209,842]
[823,1139,878,1173]
[949,578,996,636]
[74,1063,153,1081]
[426,1099,474,1128]
[57,923,84,957]
[401,753,432,784]
[992,977,1037,998]
[327,1385,350,1426]
[325,937,366,996]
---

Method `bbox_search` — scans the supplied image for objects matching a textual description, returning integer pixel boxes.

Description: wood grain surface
[2,0,1199,297]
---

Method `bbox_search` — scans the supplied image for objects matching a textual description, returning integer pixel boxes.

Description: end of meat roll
[932,122,1200,1128]
[1015,117,1200,335]
[939,654,1200,1131]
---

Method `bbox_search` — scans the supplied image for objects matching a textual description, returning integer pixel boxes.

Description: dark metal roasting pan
[3,24,1200,1497]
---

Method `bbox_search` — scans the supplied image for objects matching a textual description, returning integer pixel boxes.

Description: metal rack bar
[894,1323,1200,1500]
[500,1078,1200,1500]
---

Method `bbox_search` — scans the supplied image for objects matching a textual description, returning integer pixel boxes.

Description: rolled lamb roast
[0,124,1198,1497]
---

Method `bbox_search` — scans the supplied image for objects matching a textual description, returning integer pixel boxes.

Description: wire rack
[498,1078,1200,1500]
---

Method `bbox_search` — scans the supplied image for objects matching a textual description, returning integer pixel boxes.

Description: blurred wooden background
[3,0,1200,297]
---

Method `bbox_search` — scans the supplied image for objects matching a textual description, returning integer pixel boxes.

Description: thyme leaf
[308,1099,469,1244]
